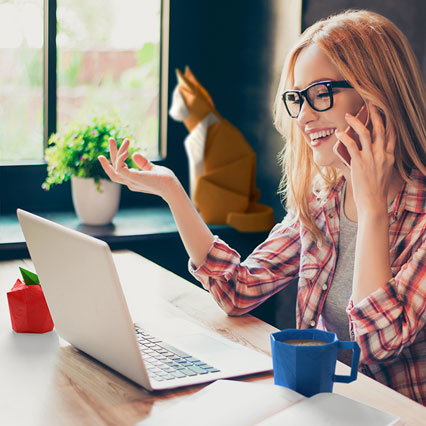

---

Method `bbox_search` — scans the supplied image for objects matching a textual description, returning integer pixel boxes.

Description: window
[0,0,170,214]
[0,0,164,163]
[0,0,44,162]
[56,0,163,159]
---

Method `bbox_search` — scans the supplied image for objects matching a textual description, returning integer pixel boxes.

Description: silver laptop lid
[17,209,151,389]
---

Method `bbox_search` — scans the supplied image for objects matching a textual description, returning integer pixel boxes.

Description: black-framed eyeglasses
[282,80,353,118]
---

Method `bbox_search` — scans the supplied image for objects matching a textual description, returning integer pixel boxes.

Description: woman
[99,10,426,404]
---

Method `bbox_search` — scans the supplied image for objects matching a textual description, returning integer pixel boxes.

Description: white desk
[1,251,425,425]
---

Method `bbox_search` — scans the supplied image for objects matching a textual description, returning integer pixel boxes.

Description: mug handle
[333,341,360,384]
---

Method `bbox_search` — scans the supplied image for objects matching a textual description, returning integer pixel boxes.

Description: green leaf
[42,112,137,190]
[19,267,40,286]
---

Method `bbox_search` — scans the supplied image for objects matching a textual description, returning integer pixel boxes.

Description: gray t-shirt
[321,184,357,366]
[321,183,396,366]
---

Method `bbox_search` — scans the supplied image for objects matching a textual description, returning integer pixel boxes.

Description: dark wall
[167,0,286,220]
[302,0,426,80]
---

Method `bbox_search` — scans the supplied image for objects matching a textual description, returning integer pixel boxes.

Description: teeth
[309,128,335,140]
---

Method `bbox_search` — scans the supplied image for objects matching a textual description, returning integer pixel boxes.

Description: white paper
[258,392,399,426]
[139,380,401,426]
[139,380,303,426]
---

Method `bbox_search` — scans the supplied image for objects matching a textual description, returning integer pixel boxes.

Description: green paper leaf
[19,267,40,286]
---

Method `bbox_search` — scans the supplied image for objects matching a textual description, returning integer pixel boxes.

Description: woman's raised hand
[98,138,179,202]
[99,137,215,266]
[335,103,397,217]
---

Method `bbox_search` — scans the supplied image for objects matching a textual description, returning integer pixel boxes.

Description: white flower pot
[71,176,121,225]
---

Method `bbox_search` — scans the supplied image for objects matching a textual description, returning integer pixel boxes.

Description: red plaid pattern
[190,169,426,404]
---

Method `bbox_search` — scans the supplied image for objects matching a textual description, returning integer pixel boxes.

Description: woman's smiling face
[293,43,364,169]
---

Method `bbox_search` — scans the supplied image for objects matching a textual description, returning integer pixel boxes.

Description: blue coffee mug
[270,329,360,397]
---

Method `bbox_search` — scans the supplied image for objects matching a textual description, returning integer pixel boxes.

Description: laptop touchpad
[176,333,237,355]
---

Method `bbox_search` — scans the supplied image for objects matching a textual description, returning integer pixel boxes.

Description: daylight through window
[0,0,162,162]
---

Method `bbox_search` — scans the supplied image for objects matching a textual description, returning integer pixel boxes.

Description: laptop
[17,209,272,391]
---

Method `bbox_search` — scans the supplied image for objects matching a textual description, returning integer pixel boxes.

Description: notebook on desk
[17,209,272,391]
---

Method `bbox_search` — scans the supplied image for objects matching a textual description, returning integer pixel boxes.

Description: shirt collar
[395,169,426,214]
[322,170,426,218]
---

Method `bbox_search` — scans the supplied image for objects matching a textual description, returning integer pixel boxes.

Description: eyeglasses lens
[284,92,301,118]
[284,83,332,117]
[308,84,331,111]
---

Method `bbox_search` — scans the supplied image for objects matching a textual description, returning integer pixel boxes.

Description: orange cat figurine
[169,66,274,232]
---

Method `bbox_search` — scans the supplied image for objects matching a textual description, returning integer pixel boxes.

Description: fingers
[372,105,396,155]
[99,137,131,183]
[117,138,130,159]
[133,152,153,171]
[353,103,395,156]
[369,104,386,151]
[386,124,397,154]
[109,137,130,167]
[335,129,360,164]
[108,138,118,164]
[98,155,122,183]
[344,111,372,154]
[335,103,396,174]
[100,139,157,192]
[98,155,110,171]
[116,149,130,170]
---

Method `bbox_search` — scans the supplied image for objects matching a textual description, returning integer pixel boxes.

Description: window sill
[0,206,246,260]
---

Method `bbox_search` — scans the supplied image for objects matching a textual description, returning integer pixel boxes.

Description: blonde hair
[274,9,426,242]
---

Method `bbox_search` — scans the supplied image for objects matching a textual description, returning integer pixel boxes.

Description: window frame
[0,0,175,214]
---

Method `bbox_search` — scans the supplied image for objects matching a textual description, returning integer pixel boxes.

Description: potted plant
[42,113,136,225]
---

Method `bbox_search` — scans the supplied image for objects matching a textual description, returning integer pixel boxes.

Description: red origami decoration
[7,267,54,333]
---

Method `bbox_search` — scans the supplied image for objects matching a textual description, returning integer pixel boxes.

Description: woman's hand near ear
[336,104,401,304]
[336,104,396,216]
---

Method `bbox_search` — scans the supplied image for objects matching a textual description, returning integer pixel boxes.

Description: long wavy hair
[274,9,426,242]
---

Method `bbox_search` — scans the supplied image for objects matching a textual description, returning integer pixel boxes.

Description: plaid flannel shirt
[190,169,426,404]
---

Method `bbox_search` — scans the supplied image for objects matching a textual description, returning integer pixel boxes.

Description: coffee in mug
[270,329,360,397]
[284,339,328,346]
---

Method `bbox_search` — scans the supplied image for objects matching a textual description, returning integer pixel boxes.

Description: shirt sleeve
[347,232,426,363]
[188,214,302,316]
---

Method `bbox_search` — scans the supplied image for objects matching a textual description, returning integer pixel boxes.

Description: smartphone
[333,104,371,168]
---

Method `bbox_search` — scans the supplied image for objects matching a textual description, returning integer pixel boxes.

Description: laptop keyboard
[135,326,221,382]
